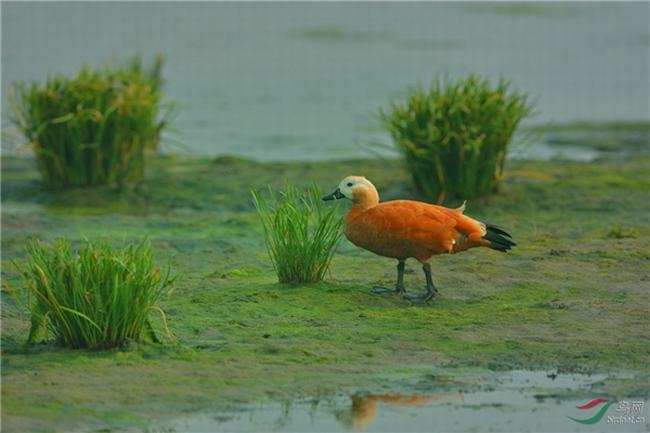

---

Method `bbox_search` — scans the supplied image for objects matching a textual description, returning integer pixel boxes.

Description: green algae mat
[2,155,649,432]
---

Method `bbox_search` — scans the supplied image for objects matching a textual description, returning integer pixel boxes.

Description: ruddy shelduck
[322,176,515,303]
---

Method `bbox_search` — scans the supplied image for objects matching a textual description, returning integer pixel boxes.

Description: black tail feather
[483,223,516,252]
[484,222,513,239]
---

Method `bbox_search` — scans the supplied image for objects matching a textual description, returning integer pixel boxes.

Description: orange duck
[322,176,515,303]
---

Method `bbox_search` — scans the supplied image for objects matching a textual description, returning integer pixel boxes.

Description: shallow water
[2,2,649,160]
[159,371,648,433]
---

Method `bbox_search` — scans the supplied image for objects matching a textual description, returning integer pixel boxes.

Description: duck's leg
[405,263,437,304]
[372,259,406,296]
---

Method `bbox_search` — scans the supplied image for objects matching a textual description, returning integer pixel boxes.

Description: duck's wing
[352,201,458,255]
[429,203,487,238]
[372,200,458,231]
[380,201,489,251]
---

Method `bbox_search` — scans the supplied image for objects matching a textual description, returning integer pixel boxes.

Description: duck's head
[322,176,379,209]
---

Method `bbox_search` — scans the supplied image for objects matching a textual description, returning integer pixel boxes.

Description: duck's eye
[346,182,353,187]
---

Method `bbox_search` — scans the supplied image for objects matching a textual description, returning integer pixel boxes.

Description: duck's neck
[351,188,379,211]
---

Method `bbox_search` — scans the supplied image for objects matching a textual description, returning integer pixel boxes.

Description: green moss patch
[2,155,649,431]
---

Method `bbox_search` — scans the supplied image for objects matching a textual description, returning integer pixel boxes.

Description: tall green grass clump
[9,56,171,188]
[16,238,174,349]
[380,75,533,204]
[252,184,344,283]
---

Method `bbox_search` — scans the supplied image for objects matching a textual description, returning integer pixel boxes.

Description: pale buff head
[322,176,379,209]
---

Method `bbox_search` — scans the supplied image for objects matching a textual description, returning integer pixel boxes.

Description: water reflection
[337,392,463,431]
[163,371,648,433]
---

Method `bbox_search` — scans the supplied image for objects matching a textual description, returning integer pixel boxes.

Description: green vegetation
[528,120,650,153]
[252,184,344,283]
[295,25,388,43]
[467,2,574,17]
[9,56,170,189]
[380,75,533,204]
[12,238,174,349]
[2,146,649,431]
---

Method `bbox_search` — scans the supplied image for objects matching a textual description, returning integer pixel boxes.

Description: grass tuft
[380,74,534,204]
[14,238,175,349]
[251,184,344,283]
[9,55,172,189]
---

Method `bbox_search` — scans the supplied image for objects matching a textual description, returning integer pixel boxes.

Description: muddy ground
[1,147,649,432]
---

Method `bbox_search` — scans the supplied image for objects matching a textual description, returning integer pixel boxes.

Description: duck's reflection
[337,392,463,432]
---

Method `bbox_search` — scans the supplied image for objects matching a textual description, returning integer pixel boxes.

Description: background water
[2,2,649,160]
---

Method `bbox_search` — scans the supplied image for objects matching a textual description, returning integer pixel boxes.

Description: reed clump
[15,238,174,349]
[252,184,344,283]
[380,75,533,204]
[9,56,171,189]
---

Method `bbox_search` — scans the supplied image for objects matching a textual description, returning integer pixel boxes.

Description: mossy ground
[2,153,649,432]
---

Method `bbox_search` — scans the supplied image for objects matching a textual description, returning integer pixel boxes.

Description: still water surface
[159,371,648,433]
[2,2,649,160]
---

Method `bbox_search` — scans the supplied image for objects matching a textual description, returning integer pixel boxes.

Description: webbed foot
[404,291,436,304]
[404,263,438,304]
[371,259,406,297]
[372,286,405,296]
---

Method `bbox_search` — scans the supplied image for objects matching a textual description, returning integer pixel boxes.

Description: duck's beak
[322,188,345,201]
